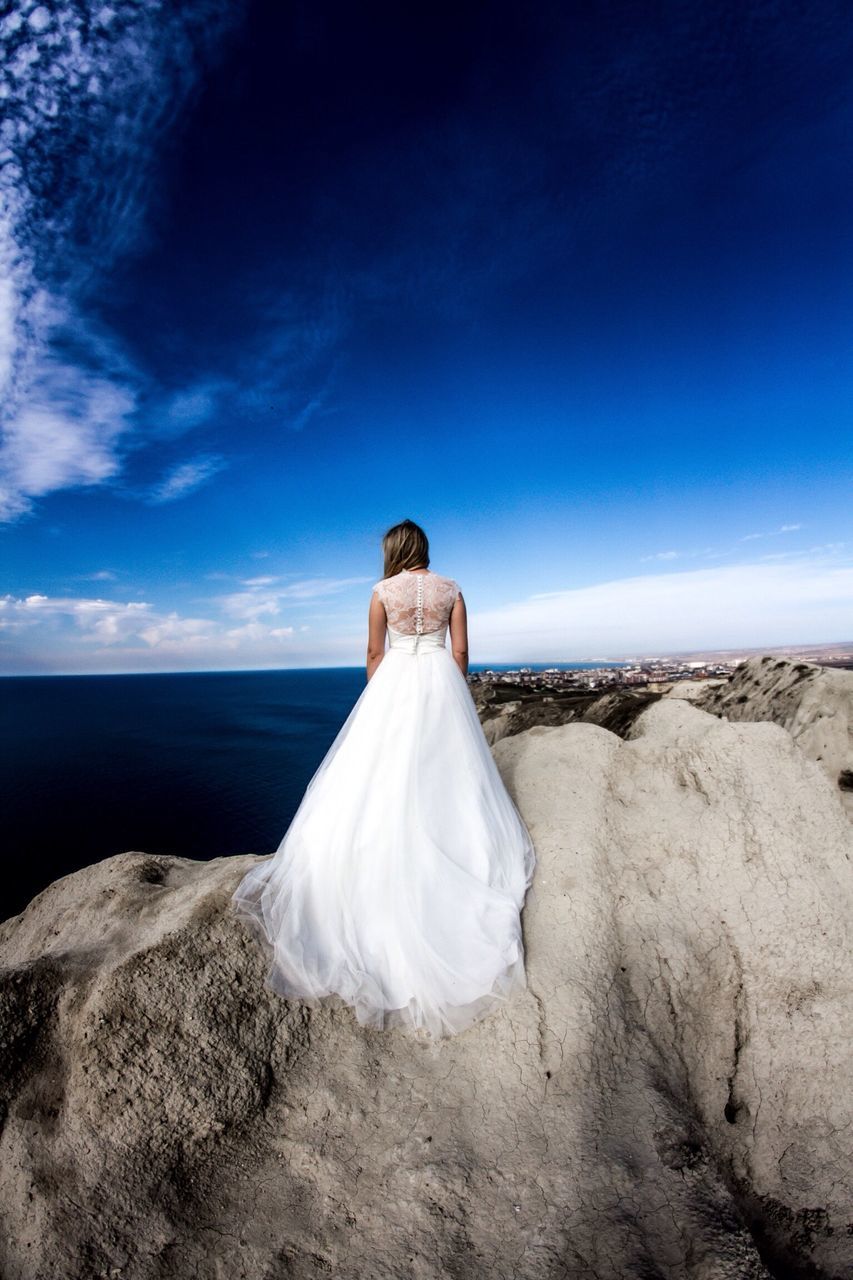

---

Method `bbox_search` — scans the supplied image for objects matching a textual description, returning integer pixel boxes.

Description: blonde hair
[381,519,430,578]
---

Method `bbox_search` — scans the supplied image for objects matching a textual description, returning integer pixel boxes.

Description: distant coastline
[470,639,853,693]
[2,638,851,680]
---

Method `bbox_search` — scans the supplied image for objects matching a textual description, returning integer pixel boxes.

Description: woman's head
[381,519,430,577]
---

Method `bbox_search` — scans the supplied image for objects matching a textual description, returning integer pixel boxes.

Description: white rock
[0,699,850,1279]
[695,654,853,818]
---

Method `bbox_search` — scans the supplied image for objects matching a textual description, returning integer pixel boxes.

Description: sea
[2,662,617,921]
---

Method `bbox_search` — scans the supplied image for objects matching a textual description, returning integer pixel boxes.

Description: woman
[230,519,536,1038]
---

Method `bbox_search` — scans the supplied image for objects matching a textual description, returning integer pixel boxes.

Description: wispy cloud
[0,0,239,523]
[639,546,717,563]
[211,575,371,622]
[273,576,373,600]
[0,297,140,521]
[147,453,228,504]
[739,522,803,541]
[227,299,344,437]
[759,541,844,560]
[148,381,229,442]
[641,530,805,562]
[288,371,339,433]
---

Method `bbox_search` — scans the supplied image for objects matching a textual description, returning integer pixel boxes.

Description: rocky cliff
[1,698,851,1279]
[692,654,853,819]
[481,655,853,824]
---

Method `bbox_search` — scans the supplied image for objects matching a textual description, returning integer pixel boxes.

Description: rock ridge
[1,697,851,1278]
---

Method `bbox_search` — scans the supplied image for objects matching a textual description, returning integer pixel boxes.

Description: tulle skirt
[230,638,536,1039]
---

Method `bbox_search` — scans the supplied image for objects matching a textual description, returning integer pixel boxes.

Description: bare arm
[449,590,469,678]
[366,590,387,680]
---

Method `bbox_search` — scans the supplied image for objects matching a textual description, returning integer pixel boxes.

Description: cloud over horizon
[2,549,850,675]
[471,549,853,661]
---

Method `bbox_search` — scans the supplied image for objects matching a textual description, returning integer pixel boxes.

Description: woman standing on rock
[231,518,536,1038]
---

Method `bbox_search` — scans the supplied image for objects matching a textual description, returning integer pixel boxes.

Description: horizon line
[2,637,851,679]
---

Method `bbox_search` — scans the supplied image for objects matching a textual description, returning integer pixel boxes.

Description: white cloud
[4,374,132,495]
[469,549,853,659]
[3,551,851,673]
[639,549,679,561]
[216,591,283,623]
[0,290,140,520]
[0,574,364,670]
[0,0,238,522]
[224,621,296,643]
[137,614,217,650]
[0,589,295,667]
[147,453,228,504]
[275,576,372,600]
[0,592,154,645]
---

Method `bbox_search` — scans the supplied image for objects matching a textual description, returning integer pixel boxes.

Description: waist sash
[386,623,447,654]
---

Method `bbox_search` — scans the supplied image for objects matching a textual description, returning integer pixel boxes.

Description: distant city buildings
[467,659,737,692]
[467,644,852,691]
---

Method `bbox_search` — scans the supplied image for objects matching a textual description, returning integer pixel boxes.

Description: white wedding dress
[230,568,536,1038]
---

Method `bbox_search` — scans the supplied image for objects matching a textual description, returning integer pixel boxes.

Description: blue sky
[1,0,851,674]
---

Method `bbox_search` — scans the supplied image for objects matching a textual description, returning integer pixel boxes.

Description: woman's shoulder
[423,570,461,595]
[433,572,461,597]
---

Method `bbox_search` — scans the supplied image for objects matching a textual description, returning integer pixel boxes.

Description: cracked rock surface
[1,699,851,1279]
[694,654,853,819]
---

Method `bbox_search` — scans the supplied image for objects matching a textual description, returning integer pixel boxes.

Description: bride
[230,519,536,1038]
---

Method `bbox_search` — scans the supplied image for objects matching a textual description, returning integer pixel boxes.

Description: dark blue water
[1,668,369,921]
[1,662,616,921]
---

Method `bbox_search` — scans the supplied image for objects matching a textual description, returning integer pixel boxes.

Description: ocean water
[2,668,367,921]
[2,662,609,921]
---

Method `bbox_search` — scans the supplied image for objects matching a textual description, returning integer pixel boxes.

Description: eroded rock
[1,700,851,1279]
[695,654,853,817]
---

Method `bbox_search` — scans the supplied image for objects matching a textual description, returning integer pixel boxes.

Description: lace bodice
[372,570,461,636]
